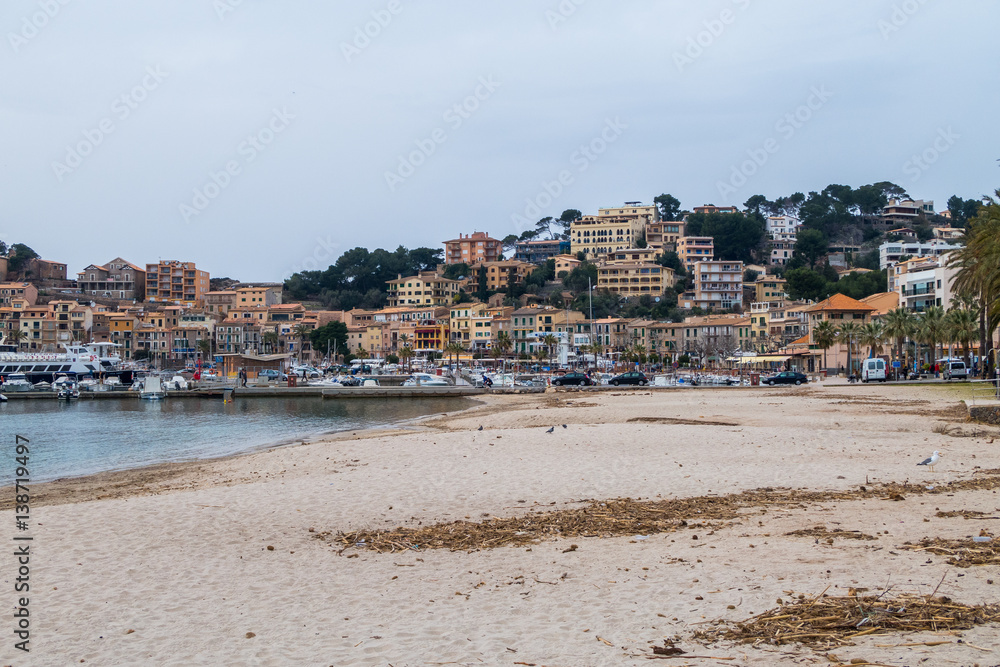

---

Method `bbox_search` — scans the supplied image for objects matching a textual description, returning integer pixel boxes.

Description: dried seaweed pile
[325,496,743,553]
[786,525,878,541]
[693,592,1000,648]
[900,537,1000,567]
[319,472,1000,553]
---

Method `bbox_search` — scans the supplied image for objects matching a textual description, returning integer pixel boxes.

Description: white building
[892,255,957,313]
[879,239,962,270]
[766,215,801,237]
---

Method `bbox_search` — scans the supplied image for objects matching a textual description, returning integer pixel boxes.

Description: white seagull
[917,450,941,472]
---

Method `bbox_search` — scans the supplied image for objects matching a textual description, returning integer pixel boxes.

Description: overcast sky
[2,1,997,282]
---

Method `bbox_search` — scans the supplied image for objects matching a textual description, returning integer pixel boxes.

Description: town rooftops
[804,293,876,313]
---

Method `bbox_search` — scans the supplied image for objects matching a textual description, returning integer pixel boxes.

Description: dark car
[610,371,649,386]
[551,372,594,387]
[762,371,808,386]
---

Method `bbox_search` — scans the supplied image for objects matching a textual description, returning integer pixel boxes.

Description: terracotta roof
[791,334,810,345]
[804,293,876,313]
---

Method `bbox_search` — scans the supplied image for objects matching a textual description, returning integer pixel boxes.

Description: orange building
[443,232,501,265]
[145,261,210,306]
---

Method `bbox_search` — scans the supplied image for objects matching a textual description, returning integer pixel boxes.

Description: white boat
[1,374,33,391]
[103,376,122,388]
[57,382,80,400]
[52,375,77,390]
[167,375,189,391]
[402,373,450,387]
[139,376,166,400]
[0,342,123,378]
[308,378,344,387]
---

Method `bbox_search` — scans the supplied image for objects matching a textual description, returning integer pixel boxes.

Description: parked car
[257,369,288,381]
[290,366,321,379]
[610,371,649,386]
[551,372,594,387]
[943,360,969,380]
[762,371,808,386]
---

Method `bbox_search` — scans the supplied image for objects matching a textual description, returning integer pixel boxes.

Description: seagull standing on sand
[917,451,941,472]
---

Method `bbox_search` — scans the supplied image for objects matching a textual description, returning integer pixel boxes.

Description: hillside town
[0,190,990,379]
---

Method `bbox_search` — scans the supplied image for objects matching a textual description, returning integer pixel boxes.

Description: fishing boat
[139,376,166,400]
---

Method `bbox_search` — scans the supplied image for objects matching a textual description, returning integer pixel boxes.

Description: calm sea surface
[0,397,470,484]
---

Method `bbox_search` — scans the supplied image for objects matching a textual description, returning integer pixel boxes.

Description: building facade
[77,258,146,301]
[444,232,501,265]
[145,261,210,305]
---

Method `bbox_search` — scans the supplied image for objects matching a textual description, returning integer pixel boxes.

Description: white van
[861,358,887,383]
[943,360,969,380]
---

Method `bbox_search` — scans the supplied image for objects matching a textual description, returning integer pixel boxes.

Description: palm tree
[883,307,915,373]
[837,320,862,375]
[947,308,978,367]
[812,320,836,372]
[292,324,311,364]
[261,331,279,354]
[5,328,26,350]
[398,333,410,352]
[542,333,559,369]
[949,191,1000,375]
[859,320,885,359]
[493,330,513,360]
[919,306,946,369]
[398,345,414,372]
[444,342,465,377]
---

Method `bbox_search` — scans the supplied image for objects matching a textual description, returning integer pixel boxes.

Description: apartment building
[473,260,534,291]
[145,261,210,305]
[77,258,146,300]
[769,235,795,266]
[597,249,674,297]
[386,271,462,307]
[235,284,283,307]
[753,276,787,304]
[692,204,738,215]
[554,254,582,276]
[881,199,934,226]
[513,239,571,264]
[450,302,489,345]
[676,237,714,272]
[645,221,686,253]
[765,215,801,237]
[680,260,744,311]
[893,256,957,313]
[204,291,237,318]
[444,232,501,265]
[0,282,38,307]
[570,203,656,259]
[681,315,752,359]
[878,239,961,270]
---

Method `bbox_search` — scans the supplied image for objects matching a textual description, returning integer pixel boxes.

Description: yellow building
[598,249,674,297]
[235,284,283,307]
[753,276,787,304]
[387,271,462,307]
[570,203,657,259]
[553,254,581,276]
[449,302,488,345]
[472,260,534,291]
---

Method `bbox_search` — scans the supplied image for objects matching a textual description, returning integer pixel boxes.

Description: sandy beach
[4,383,1000,666]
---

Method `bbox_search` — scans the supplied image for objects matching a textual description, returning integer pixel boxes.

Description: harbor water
[0,396,470,484]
